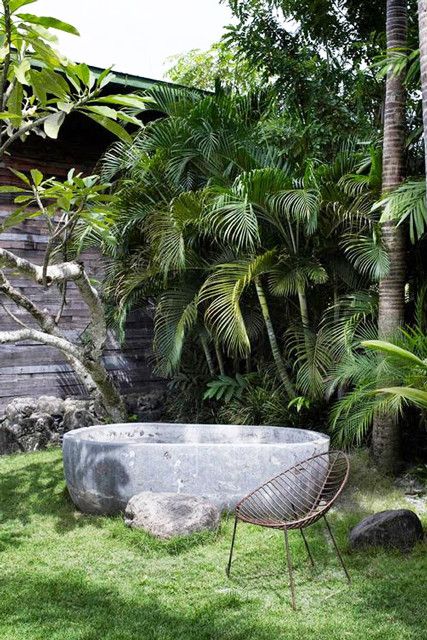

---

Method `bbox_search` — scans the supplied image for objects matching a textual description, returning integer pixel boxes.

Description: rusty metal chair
[226,450,350,609]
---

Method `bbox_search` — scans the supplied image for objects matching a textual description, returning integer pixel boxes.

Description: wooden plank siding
[0,107,163,411]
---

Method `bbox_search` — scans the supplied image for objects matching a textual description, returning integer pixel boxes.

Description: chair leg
[323,515,351,583]
[226,515,238,577]
[300,528,315,567]
[283,528,297,610]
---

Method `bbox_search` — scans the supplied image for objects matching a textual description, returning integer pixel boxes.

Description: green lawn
[0,449,425,640]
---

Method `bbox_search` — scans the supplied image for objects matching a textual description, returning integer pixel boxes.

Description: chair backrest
[236,450,349,526]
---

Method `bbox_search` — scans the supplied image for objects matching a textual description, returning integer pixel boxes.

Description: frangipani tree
[0,170,126,420]
[0,0,149,156]
[0,0,152,419]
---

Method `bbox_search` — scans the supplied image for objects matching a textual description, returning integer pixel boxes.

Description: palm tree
[374,0,408,472]
[330,327,427,447]
[419,1,427,186]
[103,87,387,418]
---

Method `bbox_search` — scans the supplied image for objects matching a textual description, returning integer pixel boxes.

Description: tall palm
[419,1,427,187]
[374,0,408,472]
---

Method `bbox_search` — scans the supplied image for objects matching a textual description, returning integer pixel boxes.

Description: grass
[0,449,426,640]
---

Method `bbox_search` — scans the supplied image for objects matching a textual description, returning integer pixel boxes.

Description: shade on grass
[0,449,426,640]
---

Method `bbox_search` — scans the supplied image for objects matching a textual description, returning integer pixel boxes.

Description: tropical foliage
[101,86,395,431]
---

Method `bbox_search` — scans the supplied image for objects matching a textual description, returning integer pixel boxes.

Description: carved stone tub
[62,423,329,514]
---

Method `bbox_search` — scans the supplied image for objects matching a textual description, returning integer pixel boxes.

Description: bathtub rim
[62,423,329,448]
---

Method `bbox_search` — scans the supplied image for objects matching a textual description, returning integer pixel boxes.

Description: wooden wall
[0,110,163,412]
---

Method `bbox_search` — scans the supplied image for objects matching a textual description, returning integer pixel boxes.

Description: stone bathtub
[62,423,329,514]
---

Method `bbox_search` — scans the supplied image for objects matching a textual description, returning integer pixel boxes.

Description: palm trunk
[214,341,226,375]
[419,1,427,185]
[254,277,296,399]
[373,0,407,472]
[297,287,310,329]
[200,334,215,376]
[297,286,312,356]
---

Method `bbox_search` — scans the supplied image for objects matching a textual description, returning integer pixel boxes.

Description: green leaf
[0,112,22,120]
[29,69,47,105]
[57,101,73,114]
[9,168,30,185]
[38,69,70,99]
[361,340,427,368]
[0,208,38,232]
[84,112,132,143]
[0,185,27,193]
[43,111,65,139]
[116,111,143,127]
[84,105,118,120]
[375,386,427,408]
[30,169,43,186]
[14,58,31,85]
[96,68,115,89]
[17,14,80,36]
[96,94,152,109]
[7,82,23,120]
[10,0,37,13]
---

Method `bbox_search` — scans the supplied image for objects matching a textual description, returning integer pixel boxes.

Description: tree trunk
[200,334,216,376]
[419,1,427,184]
[373,0,407,472]
[214,340,226,375]
[0,251,127,423]
[83,357,127,422]
[297,285,312,355]
[254,277,296,398]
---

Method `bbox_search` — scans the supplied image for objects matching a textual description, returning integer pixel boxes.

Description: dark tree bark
[373,0,407,472]
[419,1,427,182]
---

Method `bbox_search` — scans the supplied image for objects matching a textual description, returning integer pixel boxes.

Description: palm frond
[199,251,276,355]
[341,232,389,281]
[378,179,427,243]
[153,286,199,375]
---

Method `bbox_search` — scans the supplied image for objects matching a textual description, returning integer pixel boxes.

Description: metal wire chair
[226,450,351,609]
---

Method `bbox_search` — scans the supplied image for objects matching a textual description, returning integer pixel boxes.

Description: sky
[33,0,232,80]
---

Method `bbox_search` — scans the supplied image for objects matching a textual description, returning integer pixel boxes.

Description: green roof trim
[89,65,172,90]
[89,64,201,93]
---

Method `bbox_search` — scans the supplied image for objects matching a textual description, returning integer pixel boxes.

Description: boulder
[349,509,423,552]
[5,397,37,421]
[124,492,220,539]
[62,406,97,433]
[37,396,65,417]
[126,389,165,421]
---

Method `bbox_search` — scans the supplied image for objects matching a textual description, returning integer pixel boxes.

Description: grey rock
[0,425,20,455]
[0,395,102,456]
[126,389,165,421]
[62,407,96,433]
[349,509,424,552]
[125,492,220,539]
[37,396,65,417]
[5,397,37,421]
[4,412,54,452]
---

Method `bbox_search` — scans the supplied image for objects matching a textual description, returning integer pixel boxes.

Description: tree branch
[74,271,107,354]
[0,247,107,352]
[0,246,82,283]
[0,269,56,332]
[0,0,12,113]
[0,327,83,359]
[0,300,29,328]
